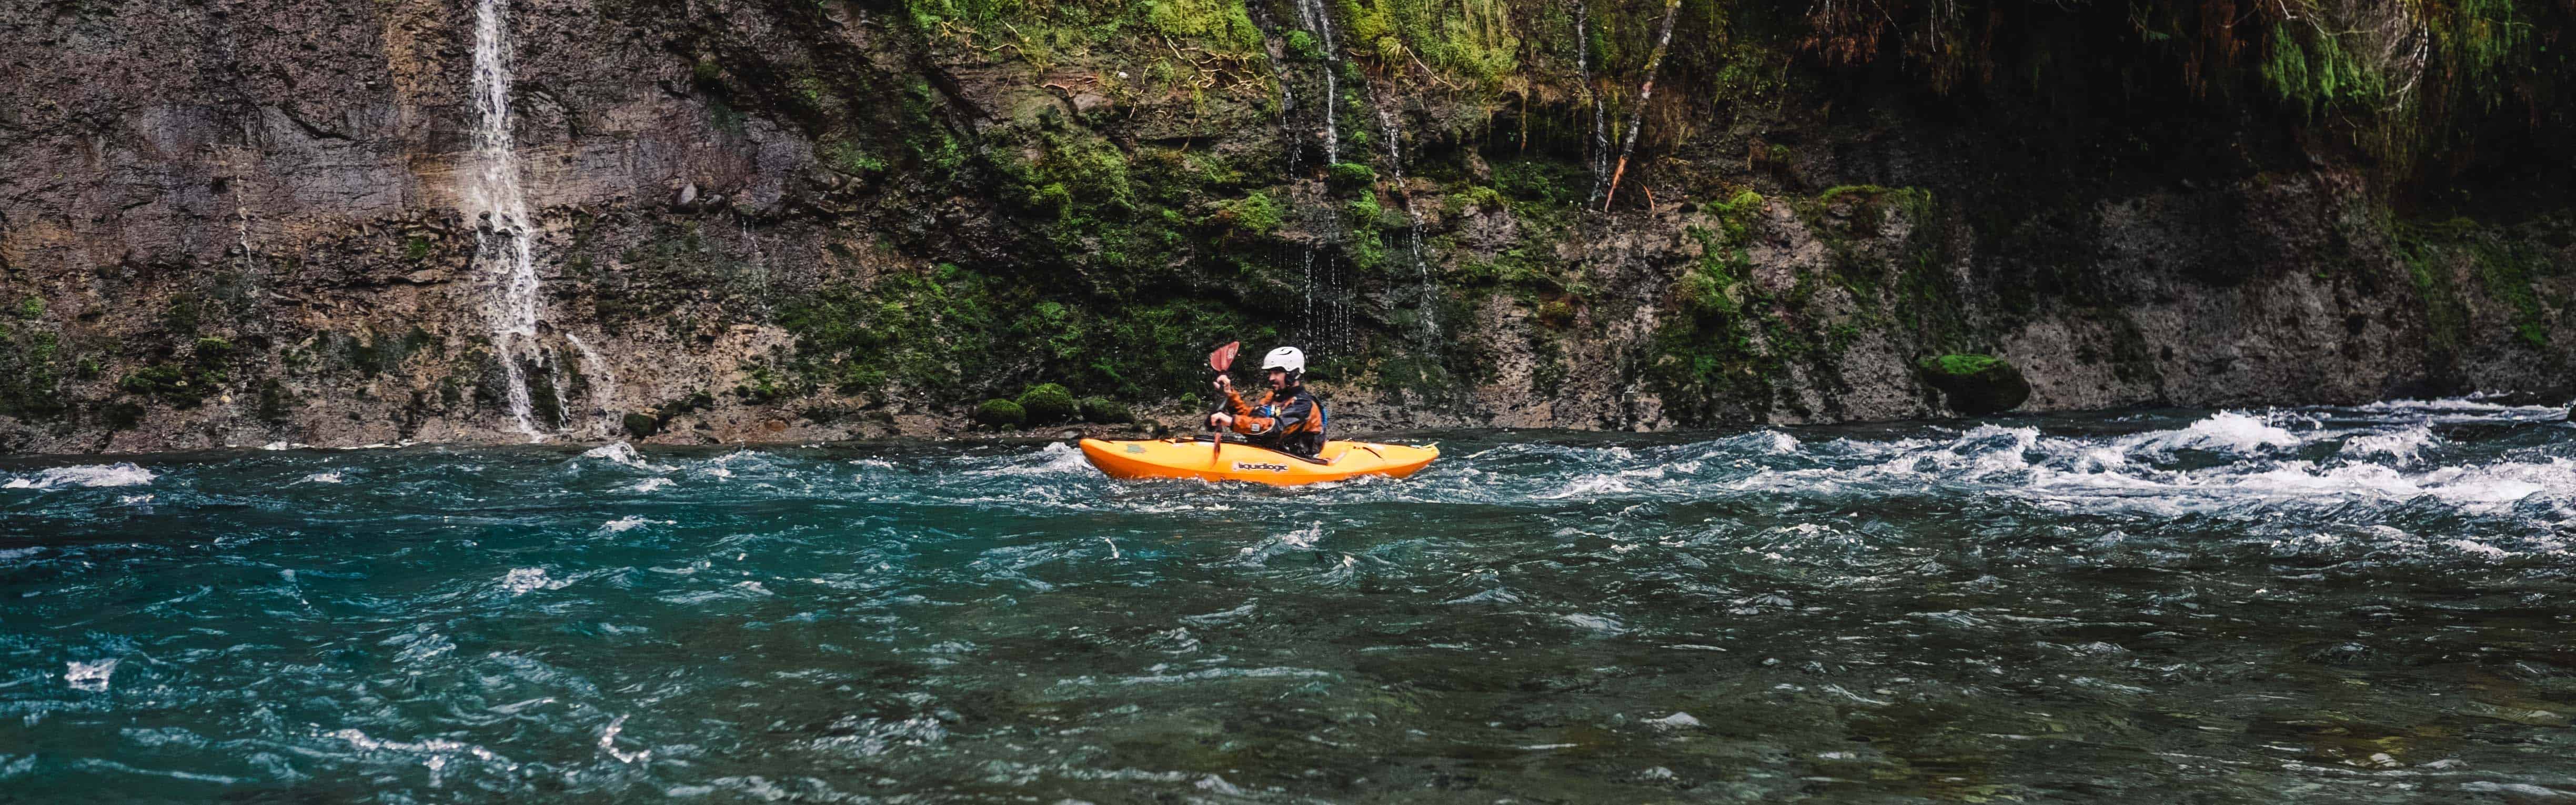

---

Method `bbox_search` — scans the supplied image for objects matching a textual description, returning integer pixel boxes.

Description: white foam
[1561,613,1626,635]
[599,715,649,764]
[498,567,567,595]
[1542,473,1635,499]
[2339,425,2439,462]
[976,442,1090,477]
[2357,395,2571,419]
[5,463,156,490]
[2122,411,2303,455]
[626,478,673,493]
[64,658,118,691]
[597,516,672,535]
[295,470,345,485]
[1645,712,1703,730]
[581,441,656,469]
[2446,539,2511,558]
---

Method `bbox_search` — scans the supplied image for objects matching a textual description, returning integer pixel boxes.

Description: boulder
[1917,354,2031,416]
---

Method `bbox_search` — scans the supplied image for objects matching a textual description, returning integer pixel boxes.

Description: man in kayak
[1208,346,1327,458]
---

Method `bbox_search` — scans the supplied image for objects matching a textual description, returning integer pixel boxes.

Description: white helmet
[1261,346,1305,375]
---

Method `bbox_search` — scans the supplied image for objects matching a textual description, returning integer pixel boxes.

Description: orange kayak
[1078,438,1440,485]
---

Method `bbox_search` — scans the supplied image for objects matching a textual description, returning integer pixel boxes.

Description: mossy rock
[1327,162,1376,189]
[1016,383,1076,425]
[622,412,660,439]
[1078,396,1132,424]
[974,398,1027,429]
[1917,354,2031,416]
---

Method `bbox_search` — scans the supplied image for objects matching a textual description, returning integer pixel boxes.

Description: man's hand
[1207,412,1233,430]
[1212,374,1232,393]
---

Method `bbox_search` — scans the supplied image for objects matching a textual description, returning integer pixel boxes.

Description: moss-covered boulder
[973,398,1027,429]
[1326,162,1376,189]
[1078,396,1132,424]
[1917,354,2031,416]
[622,412,660,438]
[1016,383,1075,425]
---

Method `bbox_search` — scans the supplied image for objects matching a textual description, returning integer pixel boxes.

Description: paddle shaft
[1205,341,1241,461]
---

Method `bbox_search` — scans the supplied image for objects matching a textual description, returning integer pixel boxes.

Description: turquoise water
[4,400,2573,801]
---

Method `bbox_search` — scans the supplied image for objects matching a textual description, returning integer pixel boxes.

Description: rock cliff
[2,0,2569,453]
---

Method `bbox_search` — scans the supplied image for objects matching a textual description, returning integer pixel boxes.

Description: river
[3,399,2572,801]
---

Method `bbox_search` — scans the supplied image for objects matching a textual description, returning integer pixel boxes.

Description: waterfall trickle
[1574,0,1611,205]
[1374,100,1436,341]
[1293,0,1340,164]
[465,0,547,438]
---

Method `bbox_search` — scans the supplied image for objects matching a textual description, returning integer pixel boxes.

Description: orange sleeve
[1229,391,1280,435]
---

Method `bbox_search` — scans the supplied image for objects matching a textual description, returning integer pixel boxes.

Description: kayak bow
[1079,438,1438,486]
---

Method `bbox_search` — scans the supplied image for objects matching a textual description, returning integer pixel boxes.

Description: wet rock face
[0,1,2569,454]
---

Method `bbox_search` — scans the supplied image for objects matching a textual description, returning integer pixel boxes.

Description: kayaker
[1208,346,1327,458]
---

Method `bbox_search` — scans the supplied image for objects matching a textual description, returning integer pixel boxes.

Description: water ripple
[1,400,2571,800]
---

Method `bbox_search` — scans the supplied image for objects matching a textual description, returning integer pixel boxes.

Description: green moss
[734,366,801,401]
[14,296,43,319]
[2391,214,2562,352]
[1491,158,1587,207]
[118,364,204,408]
[1917,354,2031,415]
[1327,162,1377,189]
[1344,193,1385,229]
[1213,190,1283,236]
[116,335,237,409]
[2468,237,2553,348]
[1285,29,1321,60]
[163,293,201,336]
[405,237,431,261]
[1001,126,1135,220]
[973,398,1027,428]
[1448,185,1505,213]
[0,327,70,419]
[340,328,439,376]
[1137,0,1264,52]
[1078,396,1133,423]
[1333,0,1521,85]
[623,411,660,438]
[777,267,1005,396]
[820,138,888,175]
[1919,354,2003,376]
[1016,382,1076,424]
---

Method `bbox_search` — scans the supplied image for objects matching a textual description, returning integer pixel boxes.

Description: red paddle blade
[1209,341,1242,373]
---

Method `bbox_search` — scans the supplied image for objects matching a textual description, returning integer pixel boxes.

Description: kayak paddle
[1208,341,1241,459]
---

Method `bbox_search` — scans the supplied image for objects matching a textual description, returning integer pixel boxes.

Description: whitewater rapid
[3,398,2570,801]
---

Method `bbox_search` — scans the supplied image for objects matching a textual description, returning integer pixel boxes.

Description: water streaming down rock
[1266,3,1355,361]
[464,0,548,438]
[1373,98,1436,342]
[1292,0,1339,164]
[1573,0,1611,204]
